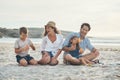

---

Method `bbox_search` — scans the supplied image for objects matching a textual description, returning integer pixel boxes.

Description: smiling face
[45,26,55,35]
[80,25,89,38]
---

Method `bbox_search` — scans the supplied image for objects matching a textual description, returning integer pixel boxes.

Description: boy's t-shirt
[14,38,32,57]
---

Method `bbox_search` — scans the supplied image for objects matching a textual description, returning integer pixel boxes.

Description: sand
[0,43,120,80]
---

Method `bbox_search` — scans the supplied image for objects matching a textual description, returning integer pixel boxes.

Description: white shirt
[40,34,64,56]
[14,38,33,57]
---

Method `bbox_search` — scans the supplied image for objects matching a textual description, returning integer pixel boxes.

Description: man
[63,23,99,65]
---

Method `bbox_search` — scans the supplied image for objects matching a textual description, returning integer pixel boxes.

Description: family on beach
[14,21,99,66]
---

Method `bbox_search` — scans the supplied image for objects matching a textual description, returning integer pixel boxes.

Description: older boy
[14,27,37,66]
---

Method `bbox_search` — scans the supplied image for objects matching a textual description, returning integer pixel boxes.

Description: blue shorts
[48,52,54,58]
[75,55,83,59]
[42,51,54,58]
[16,55,33,64]
[64,52,83,59]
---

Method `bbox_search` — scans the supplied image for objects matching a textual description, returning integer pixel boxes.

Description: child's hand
[69,45,76,51]
[78,38,81,43]
[79,48,83,53]
[23,45,29,51]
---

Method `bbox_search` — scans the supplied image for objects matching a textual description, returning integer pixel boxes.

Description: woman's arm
[54,49,62,59]
[40,37,47,52]
[30,44,35,50]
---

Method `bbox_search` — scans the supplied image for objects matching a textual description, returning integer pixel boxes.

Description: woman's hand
[50,57,58,64]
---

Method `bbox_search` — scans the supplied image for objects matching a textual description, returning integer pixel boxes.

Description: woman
[38,21,64,65]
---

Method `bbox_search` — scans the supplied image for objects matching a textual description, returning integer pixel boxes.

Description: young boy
[14,27,38,66]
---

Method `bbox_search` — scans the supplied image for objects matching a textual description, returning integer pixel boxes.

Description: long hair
[69,36,80,49]
[43,25,60,36]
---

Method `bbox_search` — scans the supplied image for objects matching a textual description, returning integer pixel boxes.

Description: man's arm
[92,48,97,53]
[92,48,99,54]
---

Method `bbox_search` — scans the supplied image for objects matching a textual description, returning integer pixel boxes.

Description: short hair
[19,27,27,35]
[81,23,91,31]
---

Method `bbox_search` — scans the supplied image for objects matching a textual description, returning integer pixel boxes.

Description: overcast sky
[0,0,120,37]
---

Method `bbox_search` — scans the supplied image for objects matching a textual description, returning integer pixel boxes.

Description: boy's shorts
[16,54,33,64]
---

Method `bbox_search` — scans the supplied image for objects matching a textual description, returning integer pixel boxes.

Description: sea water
[0,37,120,46]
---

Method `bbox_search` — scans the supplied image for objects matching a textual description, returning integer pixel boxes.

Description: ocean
[0,37,120,46]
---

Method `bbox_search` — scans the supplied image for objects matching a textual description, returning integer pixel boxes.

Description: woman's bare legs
[38,52,51,65]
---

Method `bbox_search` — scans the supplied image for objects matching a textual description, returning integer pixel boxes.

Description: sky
[0,0,120,37]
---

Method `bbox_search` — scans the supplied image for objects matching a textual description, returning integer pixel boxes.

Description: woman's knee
[40,56,51,65]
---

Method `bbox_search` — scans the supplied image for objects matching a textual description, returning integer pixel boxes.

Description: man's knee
[95,51,99,57]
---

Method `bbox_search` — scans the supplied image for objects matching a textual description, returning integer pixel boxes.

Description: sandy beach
[0,43,120,80]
